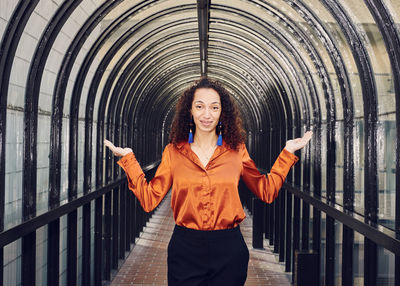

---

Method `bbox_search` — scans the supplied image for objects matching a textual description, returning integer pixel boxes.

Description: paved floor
[111,195,291,286]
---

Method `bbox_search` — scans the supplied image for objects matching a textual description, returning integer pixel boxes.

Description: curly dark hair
[169,78,246,150]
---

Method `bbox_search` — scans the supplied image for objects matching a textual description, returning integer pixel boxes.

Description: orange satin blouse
[117,140,298,231]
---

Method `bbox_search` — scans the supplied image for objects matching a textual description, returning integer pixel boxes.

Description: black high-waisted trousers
[167,224,249,286]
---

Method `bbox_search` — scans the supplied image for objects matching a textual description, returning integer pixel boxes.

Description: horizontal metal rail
[0,160,160,249]
[0,178,123,248]
[284,183,400,256]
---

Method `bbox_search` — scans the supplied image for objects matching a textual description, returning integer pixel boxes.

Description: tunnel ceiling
[78,0,400,133]
[2,1,400,284]
[0,0,399,138]
[0,0,400,195]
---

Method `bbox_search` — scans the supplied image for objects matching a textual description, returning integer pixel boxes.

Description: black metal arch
[102,14,322,158]
[1,0,400,285]
[0,0,40,283]
[22,2,81,285]
[83,1,340,168]
[131,54,264,134]
[318,1,379,284]
[104,47,200,161]
[106,29,300,173]
[85,20,199,192]
[362,0,400,282]
[210,5,320,126]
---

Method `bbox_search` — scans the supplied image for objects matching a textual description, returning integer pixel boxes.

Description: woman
[105,78,312,286]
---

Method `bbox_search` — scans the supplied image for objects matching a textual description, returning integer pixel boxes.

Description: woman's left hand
[284,131,313,153]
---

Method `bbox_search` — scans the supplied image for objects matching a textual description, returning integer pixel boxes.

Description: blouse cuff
[117,152,137,169]
[280,148,299,168]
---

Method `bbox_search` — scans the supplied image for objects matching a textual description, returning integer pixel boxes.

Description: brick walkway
[111,195,291,286]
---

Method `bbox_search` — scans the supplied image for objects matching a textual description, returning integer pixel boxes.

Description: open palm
[104,139,133,157]
[285,131,313,153]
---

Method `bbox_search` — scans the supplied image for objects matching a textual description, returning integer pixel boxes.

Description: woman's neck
[193,130,218,148]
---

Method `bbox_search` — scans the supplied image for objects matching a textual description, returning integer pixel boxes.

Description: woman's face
[191,88,222,134]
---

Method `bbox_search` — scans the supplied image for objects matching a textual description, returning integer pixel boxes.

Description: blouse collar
[174,140,231,169]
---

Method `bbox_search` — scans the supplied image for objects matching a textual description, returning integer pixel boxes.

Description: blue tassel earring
[217,121,223,146]
[188,116,194,143]
[188,128,194,143]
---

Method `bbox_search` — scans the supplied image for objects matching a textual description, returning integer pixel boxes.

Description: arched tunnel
[0,0,399,285]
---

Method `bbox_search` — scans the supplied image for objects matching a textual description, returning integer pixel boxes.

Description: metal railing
[238,178,400,285]
[0,164,159,285]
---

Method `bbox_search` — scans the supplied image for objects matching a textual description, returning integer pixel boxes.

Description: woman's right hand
[104,139,133,157]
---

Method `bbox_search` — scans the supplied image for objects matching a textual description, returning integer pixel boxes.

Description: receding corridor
[0,0,399,285]
[110,195,291,286]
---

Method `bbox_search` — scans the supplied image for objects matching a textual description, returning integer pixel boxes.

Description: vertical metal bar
[396,255,400,286]
[325,216,335,286]
[0,247,2,284]
[21,232,36,285]
[82,203,91,286]
[274,131,280,254]
[119,183,126,259]
[301,203,309,251]
[342,225,354,286]
[269,129,275,246]
[341,48,355,286]
[133,188,137,244]
[264,130,271,242]
[274,199,279,253]
[47,219,60,286]
[285,190,292,272]
[278,187,285,262]
[265,204,270,240]
[365,238,377,286]
[112,188,119,269]
[301,144,310,251]
[252,197,264,249]
[312,124,322,274]
[197,0,209,78]
[326,105,336,286]
[279,127,286,262]
[94,197,103,285]
[112,120,120,268]
[363,109,378,284]
[104,192,111,280]
[311,126,322,286]
[67,210,77,285]
[292,126,301,283]
[285,125,294,272]
[125,192,130,252]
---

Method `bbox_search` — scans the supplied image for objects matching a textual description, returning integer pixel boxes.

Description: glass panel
[353,231,364,285]
[4,109,23,230]
[334,222,343,286]
[37,114,50,215]
[354,119,365,215]
[377,245,395,285]
[77,122,85,196]
[60,117,69,204]
[335,121,344,206]
[36,225,48,286]
[60,214,68,285]
[377,120,396,230]
[3,239,22,286]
